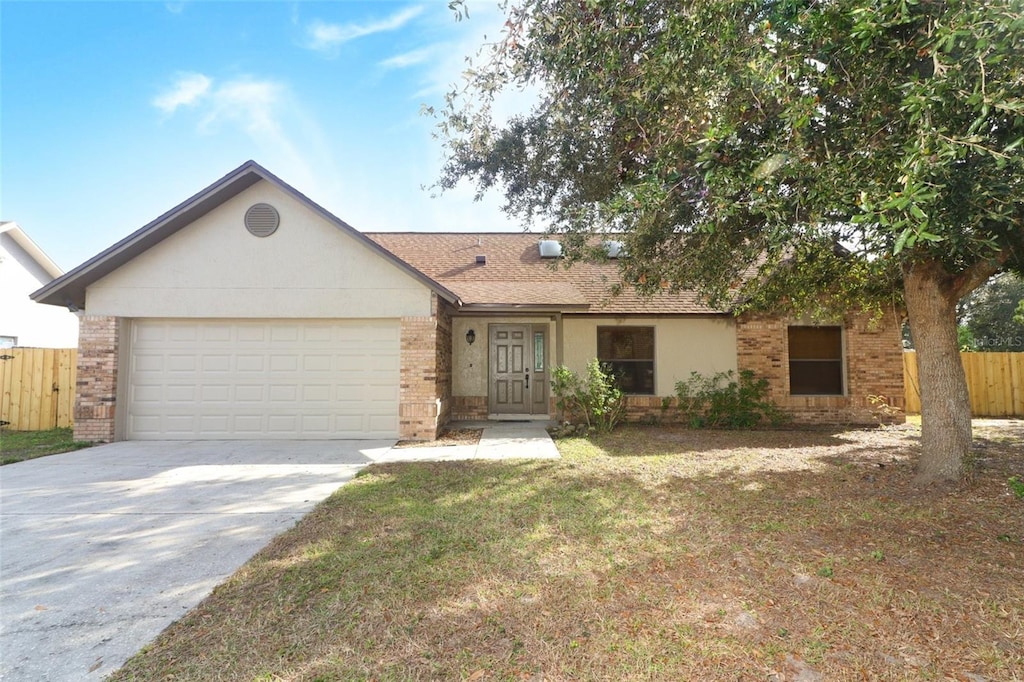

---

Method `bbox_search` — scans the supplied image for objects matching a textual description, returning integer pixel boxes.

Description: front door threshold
[488,414,551,421]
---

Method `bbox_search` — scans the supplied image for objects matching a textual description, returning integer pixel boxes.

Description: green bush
[673,369,785,429]
[552,360,625,432]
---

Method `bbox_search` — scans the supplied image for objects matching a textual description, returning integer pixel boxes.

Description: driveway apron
[0,440,388,681]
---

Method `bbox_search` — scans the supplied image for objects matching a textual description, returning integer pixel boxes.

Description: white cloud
[379,48,432,70]
[154,74,283,136]
[415,5,540,126]
[165,2,186,14]
[304,6,424,56]
[150,71,345,214]
[152,72,212,114]
[201,78,283,136]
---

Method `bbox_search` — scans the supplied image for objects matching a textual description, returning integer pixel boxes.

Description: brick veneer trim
[399,295,454,440]
[73,315,120,442]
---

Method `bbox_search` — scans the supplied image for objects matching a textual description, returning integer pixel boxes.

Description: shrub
[552,360,625,432]
[674,369,785,429]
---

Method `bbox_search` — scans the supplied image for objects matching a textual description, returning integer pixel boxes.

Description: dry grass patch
[111,421,1024,681]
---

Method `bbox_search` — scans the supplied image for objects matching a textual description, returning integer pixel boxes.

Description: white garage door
[127,319,400,439]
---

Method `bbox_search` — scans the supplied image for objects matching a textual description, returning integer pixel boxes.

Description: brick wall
[435,299,454,428]
[452,395,488,421]
[546,310,905,427]
[399,294,452,440]
[74,315,120,442]
[736,310,905,425]
[554,394,674,426]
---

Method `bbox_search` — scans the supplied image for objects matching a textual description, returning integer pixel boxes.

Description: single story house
[1,221,80,349]
[32,161,904,442]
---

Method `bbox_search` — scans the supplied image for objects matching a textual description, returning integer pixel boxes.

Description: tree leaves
[435,0,1024,313]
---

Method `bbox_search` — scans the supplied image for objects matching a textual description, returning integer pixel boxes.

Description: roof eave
[2,222,64,280]
[456,303,591,314]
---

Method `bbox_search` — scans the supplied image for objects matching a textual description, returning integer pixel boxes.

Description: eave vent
[244,203,280,237]
[538,240,562,258]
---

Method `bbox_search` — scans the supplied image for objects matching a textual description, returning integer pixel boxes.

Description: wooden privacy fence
[0,348,77,431]
[903,351,1024,417]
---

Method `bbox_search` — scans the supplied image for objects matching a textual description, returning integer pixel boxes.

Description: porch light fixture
[466,329,476,345]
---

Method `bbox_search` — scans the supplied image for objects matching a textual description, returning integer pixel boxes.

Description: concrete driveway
[0,440,391,681]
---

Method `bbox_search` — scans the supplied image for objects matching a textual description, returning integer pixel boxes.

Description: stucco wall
[0,233,79,348]
[451,316,558,397]
[561,316,738,396]
[85,180,433,319]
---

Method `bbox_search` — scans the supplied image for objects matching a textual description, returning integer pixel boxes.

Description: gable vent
[244,203,280,237]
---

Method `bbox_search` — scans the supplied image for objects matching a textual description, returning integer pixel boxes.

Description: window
[597,326,655,394]
[788,326,843,395]
[534,332,545,372]
[0,336,16,349]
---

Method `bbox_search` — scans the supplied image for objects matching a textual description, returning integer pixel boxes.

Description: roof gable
[1,222,64,281]
[31,161,457,310]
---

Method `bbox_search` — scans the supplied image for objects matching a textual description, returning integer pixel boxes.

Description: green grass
[108,423,1024,681]
[0,427,92,465]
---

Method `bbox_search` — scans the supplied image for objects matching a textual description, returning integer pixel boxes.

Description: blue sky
[1,1,528,271]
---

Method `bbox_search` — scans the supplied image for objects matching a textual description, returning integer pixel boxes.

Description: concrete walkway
[373,420,561,463]
[0,424,559,681]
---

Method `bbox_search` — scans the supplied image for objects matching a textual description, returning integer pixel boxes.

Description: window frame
[787,325,845,396]
[596,325,656,395]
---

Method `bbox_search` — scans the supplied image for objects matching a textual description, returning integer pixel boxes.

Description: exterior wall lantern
[466,329,476,345]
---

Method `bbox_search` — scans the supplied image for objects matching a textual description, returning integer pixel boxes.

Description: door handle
[525,368,530,389]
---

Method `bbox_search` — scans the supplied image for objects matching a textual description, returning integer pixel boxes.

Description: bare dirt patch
[393,427,483,449]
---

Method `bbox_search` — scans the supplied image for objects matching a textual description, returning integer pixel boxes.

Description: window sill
[789,393,846,398]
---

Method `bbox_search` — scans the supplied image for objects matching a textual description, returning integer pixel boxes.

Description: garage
[126,319,400,439]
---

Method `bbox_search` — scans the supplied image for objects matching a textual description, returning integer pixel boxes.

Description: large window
[597,326,655,394]
[788,326,844,395]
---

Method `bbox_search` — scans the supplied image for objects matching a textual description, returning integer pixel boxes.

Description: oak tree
[435,0,1023,483]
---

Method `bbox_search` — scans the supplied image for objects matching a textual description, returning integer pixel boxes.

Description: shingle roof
[367,232,725,315]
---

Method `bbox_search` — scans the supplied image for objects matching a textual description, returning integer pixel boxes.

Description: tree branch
[951,249,1011,301]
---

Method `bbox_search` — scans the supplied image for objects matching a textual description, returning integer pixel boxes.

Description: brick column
[434,299,453,428]
[74,315,120,442]
[399,296,446,440]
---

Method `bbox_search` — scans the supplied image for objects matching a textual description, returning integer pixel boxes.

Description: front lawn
[111,422,1023,681]
[0,427,92,465]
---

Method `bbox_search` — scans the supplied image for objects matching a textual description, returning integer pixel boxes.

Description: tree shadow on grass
[110,439,1024,682]
[588,423,868,457]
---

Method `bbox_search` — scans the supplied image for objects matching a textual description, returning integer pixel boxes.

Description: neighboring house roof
[1,221,79,348]
[0,222,64,280]
[367,232,724,315]
[30,161,460,310]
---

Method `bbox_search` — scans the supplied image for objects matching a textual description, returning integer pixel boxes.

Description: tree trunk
[903,260,972,484]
